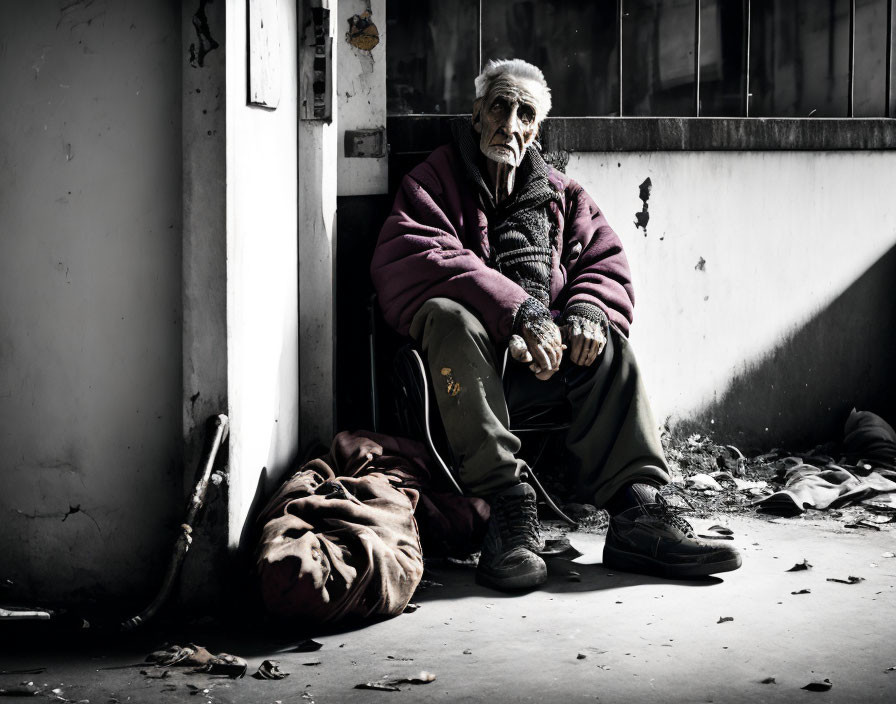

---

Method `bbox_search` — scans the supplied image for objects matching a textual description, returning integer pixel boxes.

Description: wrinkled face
[473,75,544,167]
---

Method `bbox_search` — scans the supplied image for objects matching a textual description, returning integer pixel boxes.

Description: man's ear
[472,97,483,134]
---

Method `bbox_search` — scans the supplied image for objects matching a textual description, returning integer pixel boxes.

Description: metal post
[887,0,894,117]
[478,0,483,71]
[743,0,752,116]
[618,0,624,116]
[695,0,702,116]
[848,0,856,117]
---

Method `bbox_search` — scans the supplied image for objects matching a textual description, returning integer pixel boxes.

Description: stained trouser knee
[409,298,525,497]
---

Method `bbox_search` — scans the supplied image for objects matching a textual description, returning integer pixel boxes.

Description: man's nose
[499,106,522,136]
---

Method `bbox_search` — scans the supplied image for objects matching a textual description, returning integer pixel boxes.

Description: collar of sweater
[449,118,558,216]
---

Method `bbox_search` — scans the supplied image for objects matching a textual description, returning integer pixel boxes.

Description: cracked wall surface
[568,150,896,447]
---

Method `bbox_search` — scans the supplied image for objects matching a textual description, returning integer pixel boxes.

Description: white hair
[474,58,552,118]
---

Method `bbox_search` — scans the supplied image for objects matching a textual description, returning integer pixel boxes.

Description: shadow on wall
[679,243,896,452]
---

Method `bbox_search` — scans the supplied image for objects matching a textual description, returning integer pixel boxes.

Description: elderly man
[371,59,741,591]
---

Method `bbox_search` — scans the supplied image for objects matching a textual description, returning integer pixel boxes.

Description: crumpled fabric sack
[755,462,896,515]
[755,409,896,516]
[255,431,488,625]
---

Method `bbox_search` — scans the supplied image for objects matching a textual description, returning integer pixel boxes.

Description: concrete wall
[567,150,896,448]
[225,0,301,548]
[0,0,183,605]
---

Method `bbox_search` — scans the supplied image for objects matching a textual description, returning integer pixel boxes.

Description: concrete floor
[2,515,895,704]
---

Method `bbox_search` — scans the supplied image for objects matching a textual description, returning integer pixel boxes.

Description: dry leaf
[826,576,864,585]
[199,654,248,678]
[293,639,323,652]
[140,669,171,679]
[760,677,776,684]
[791,589,811,595]
[356,682,400,692]
[388,671,436,686]
[802,679,833,692]
[717,616,734,623]
[786,559,812,572]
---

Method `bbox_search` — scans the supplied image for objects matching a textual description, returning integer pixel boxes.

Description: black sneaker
[476,482,547,591]
[603,494,742,578]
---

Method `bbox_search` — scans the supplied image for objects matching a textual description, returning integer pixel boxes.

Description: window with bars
[386,0,895,119]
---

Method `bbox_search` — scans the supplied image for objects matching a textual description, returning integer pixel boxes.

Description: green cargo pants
[409,297,670,506]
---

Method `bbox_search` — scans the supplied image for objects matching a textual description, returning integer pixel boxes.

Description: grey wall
[568,150,896,449]
[0,0,183,606]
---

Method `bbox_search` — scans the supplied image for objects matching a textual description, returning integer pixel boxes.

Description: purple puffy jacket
[371,143,635,343]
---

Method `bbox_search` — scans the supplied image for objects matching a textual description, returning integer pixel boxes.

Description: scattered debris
[0,684,43,697]
[356,672,436,691]
[882,552,895,559]
[196,654,248,679]
[845,520,882,531]
[698,524,734,540]
[392,672,436,685]
[686,473,722,492]
[403,603,420,613]
[252,660,289,680]
[706,524,733,535]
[539,536,583,558]
[463,649,472,655]
[356,682,400,692]
[760,676,777,684]
[146,643,247,679]
[826,575,865,584]
[717,616,734,623]
[140,668,171,679]
[786,559,812,572]
[302,661,321,667]
[791,589,812,595]
[577,653,587,660]
[802,679,833,692]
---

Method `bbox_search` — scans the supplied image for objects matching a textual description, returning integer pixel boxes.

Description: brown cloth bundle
[255,431,488,625]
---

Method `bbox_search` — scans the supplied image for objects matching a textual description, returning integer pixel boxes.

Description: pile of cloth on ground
[254,431,488,626]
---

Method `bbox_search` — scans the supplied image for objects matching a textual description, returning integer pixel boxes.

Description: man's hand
[562,314,607,367]
[509,318,564,380]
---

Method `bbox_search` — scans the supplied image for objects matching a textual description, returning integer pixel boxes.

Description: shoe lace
[495,493,540,550]
[648,493,695,537]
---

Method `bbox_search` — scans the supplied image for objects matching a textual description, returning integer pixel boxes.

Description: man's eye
[519,106,535,123]
[491,99,507,112]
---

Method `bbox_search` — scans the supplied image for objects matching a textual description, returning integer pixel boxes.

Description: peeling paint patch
[440,367,460,397]
[346,10,379,51]
[634,177,651,235]
[695,256,706,272]
[189,0,219,68]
